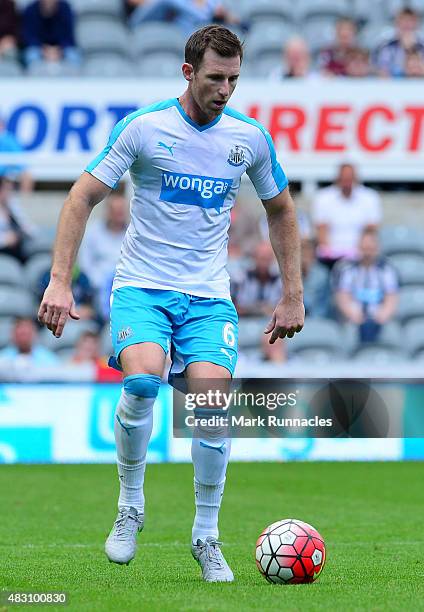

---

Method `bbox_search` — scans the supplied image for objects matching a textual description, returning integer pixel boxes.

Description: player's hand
[37,281,80,338]
[264,297,305,343]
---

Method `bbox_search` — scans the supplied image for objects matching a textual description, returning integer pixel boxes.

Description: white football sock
[114,390,155,514]
[191,413,231,543]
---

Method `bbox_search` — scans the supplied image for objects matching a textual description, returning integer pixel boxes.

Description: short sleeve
[247,127,288,201]
[85,114,140,188]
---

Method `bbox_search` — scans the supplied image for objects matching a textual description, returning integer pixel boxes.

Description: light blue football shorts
[109,286,238,381]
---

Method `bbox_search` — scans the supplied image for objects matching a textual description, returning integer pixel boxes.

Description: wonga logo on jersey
[160,171,233,211]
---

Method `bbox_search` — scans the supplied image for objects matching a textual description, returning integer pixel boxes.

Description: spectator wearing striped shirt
[375,7,424,77]
[334,229,399,343]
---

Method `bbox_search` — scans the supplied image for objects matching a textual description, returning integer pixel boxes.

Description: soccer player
[38,25,304,582]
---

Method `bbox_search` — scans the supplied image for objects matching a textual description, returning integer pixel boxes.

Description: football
[255,519,326,584]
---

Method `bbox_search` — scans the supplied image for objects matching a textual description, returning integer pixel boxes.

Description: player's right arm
[38,173,111,338]
[38,111,141,337]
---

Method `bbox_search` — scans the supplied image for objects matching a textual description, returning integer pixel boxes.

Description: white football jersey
[86,98,288,299]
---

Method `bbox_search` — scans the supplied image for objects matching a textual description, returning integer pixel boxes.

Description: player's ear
[182,62,194,82]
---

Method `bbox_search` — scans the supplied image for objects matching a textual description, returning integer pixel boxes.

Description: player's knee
[123,373,161,399]
[193,407,229,442]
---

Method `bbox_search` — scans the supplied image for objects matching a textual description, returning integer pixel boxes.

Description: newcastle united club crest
[227,145,245,167]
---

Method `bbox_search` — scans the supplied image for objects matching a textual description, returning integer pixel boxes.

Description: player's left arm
[262,188,305,343]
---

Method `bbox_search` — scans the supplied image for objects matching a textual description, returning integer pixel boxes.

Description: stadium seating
[380,226,424,257]
[23,253,52,296]
[23,233,55,259]
[83,55,136,78]
[39,319,99,352]
[352,344,408,363]
[72,0,123,19]
[387,0,424,18]
[397,286,424,326]
[298,0,351,20]
[0,287,35,319]
[287,318,346,355]
[389,254,424,286]
[0,318,13,349]
[243,22,296,63]
[404,319,424,357]
[76,19,129,58]
[302,18,338,54]
[0,256,24,288]
[137,53,183,78]
[0,59,24,76]
[240,0,297,24]
[131,23,186,60]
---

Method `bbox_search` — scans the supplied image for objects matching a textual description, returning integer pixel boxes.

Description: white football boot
[191,537,234,582]
[105,506,144,565]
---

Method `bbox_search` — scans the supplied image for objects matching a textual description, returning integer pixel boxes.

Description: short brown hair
[185,25,243,72]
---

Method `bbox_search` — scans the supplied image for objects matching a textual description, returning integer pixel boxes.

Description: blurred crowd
[1,0,423,378]
[1,156,417,378]
[0,1,423,77]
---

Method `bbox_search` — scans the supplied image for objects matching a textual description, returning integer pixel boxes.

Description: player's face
[190,49,241,120]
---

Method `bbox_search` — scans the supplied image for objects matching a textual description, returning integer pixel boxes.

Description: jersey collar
[174,98,223,132]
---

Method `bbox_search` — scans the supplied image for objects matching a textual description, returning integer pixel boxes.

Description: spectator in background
[21,0,81,70]
[0,119,34,193]
[0,317,59,366]
[312,163,382,269]
[269,36,316,80]
[79,193,129,295]
[375,7,424,77]
[345,47,373,77]
[0,176,35,262]
[37,264,98,322]
[232,241,281,317]
[404,46,424,77]
[69,330,122,381]
[318,17,358,76]
[228,202,263,261]
[301,238,330,318]
[0,0,19,60]
[334,229,399,343]
[126,0,240,34]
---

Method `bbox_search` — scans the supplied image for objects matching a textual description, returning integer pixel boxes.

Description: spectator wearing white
[375,7,424,77]
[312,163,382,269]
[79,193,129,293]
[334,229,399,343]
[269,36,317,80]
[0,317,59,367]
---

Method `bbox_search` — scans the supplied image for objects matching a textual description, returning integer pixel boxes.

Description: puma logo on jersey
[158,141,176,156]
[160,171,232,211]
[220,348,234,363]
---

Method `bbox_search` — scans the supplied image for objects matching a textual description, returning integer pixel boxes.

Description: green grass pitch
[1,462,423,611]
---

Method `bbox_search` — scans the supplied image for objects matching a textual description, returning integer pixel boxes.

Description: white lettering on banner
[1,78,423,180]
